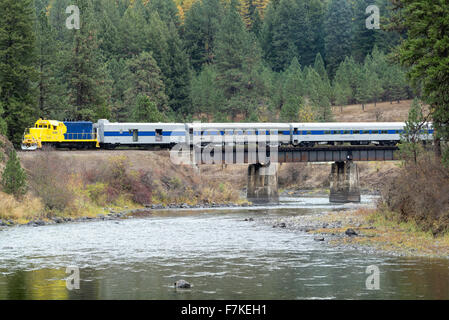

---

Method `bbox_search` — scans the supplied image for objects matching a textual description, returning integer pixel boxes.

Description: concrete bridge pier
[329,160,361,203]
[247,163,279,204]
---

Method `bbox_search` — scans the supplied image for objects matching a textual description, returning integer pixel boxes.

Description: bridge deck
[193,145,399,164]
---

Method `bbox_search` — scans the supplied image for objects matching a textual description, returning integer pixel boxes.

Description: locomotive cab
[21,119,66,150]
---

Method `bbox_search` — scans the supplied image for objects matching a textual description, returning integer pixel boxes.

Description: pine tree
[106,57,129,121]
[97,0,121,61]
[399,98,425,165]
[305,0,326,67]
[363,53,384,106]
[373,0,402,53]
[324,0,352,77]
[119,0,148,58]
[48,0,72,42]
[190,65,225,117]
[65,0,110,120]
[305,68,332,121]
[164,22,192,115]
[280,99,301,121]
[132,94,166,122]
[144,0,181,27]
[36,10,68,119]
[124,51,169,117]
[183,0,224,71]
[0,0,38,145]
[1,149,27,198]
[333,81,352,111]
[283,57,304,98]
[385,65,407,104]
[313,53,332,107]
[261,0,326,71]
[313,53,329,82]
[355,64,372,110]
[261,0,307,71]
[214,0,263,119]
[334,56,360,104]
[351,0,376,63]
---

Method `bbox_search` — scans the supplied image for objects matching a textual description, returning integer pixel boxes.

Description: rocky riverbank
[258,208,449,259]
[0,201,261,228]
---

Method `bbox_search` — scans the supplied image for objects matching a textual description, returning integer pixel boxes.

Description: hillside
[332,99,415,122]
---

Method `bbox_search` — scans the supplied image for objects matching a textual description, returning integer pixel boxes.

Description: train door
[130,129,138,142]
[293,127,299,145]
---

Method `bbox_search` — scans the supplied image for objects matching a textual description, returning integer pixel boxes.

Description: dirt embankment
[18,150,401,194]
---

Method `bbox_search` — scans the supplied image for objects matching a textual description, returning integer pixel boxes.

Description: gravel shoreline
[0,201,268,229]
[255,209,449,259]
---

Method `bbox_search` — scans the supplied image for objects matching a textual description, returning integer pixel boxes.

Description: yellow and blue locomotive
[21,119,99,150]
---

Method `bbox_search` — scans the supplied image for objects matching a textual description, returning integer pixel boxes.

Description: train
[21,118,434,151]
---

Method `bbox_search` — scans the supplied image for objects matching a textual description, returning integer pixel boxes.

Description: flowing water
[1,195,449,300]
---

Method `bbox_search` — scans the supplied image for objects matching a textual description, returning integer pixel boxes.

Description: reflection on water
[0,195,448,300]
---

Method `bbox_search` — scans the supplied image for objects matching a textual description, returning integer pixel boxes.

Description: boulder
[174,280,191,289]
[345,228,358,236]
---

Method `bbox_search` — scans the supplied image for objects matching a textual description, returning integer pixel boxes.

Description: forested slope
[0,0,411,145]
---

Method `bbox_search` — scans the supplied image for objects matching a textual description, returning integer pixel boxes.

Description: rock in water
[345,228,358,236]
[174,280,191,289]
[314,237,325,241]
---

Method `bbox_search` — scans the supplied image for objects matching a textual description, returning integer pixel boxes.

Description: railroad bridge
[185,145,400,204]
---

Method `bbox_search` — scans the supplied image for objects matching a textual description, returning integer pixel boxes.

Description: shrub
[1,149,27,198]
[0,191,44,221]
[86,182,107,206]
[22,150,75,212]
[380,153,449,235]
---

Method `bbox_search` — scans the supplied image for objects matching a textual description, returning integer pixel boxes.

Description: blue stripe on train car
[103,131,186,137]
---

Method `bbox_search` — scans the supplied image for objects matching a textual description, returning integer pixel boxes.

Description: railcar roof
[103,122,186,126]
[290,122,407,127]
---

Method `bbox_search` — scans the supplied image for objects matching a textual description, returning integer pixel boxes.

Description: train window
[362,130,370,134]
[324,130,331,134]
[381,130,388,134]
[293,128,298,134]
[155,129,162,142]
[343,130,350,134]
[189,128,193,135]
[307,131,311,135]
[353,130,360,134]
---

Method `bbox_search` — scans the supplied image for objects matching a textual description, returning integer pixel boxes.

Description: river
[1,195,449,300]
